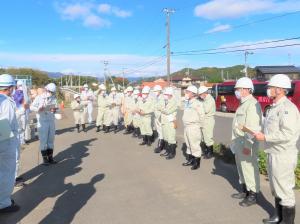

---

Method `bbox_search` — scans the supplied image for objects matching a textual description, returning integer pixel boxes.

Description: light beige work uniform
[182,98,204,158]
[124,95,135,127]
[132,97,141,129]
[231,95,262,193]
[264,96,300,206]
[201,94,216,147]
[154,94,164,140]
[71,100,86,125]
[139,97,154,136]
[161,97,177,144]
[96,94,110,127]
[109,93,121,126]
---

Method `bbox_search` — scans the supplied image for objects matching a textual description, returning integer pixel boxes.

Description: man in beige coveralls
[254,74,299,224]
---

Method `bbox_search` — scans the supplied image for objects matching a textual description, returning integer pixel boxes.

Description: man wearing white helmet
[138,86,154,146]
[152,85,165,153]
[71,94,88,133]
[108,86,121,133]
[231,77,262,207]
[0,74,20,213]
[31,83,58,165]
[159,87,178,159]
[132,89,142,138]
[198,86,216,159]
[95,84,110,132]
[182,85,204,170]
[81,83,95,124]
[123,86,135,134]
[254,74,299,224]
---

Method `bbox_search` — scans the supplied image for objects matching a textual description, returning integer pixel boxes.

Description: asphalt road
[0,109,298,224]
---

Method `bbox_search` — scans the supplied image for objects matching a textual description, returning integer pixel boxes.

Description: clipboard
[238,124,256,135]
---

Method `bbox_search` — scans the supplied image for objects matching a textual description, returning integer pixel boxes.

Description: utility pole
[244,51,253,77]
[103,61,108,86]
[163,8,175,83]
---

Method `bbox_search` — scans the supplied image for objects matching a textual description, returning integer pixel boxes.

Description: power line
[173,36,300,54]
[172,43,300,56]
[172,10,300,43]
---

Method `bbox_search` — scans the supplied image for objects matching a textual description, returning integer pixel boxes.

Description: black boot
[191,157,201,170]
[47,149,57,164]
[160,143,170,157]
[96,126,100,132]
[124,126,130,134]
[132,128,138,137]
[137,128,142,139]
[166,144,176,160]
[205,145,214,159]
[41,150,49,166]
[104,125,110,133]
[139,136,147,145]
[146,135,152,146]
[114,125,119,133]
[231,183,249,199]
[76,124,80,133]
[0,200,20,213]
[154,139,165,153]
[239,190,257,207]
[182,154,194,166]
[280,206,295,224]
[82,124,87,133]
[263,197,282,223]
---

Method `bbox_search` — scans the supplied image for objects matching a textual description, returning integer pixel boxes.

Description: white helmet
[133,89,140,95]
[186,85,198,94]
[268,74,291,89]
[45,83,56,92]
[0,74,16,87]
[235,77,254,90]
[153,85,162,92]
[74,94,80,99]
[127,86,133,92]
[142,86,150,94]
[164,87,173,96]
[198,86,209,94]
[83,84,88,88]
[99,84,106,90]
[111,86,116,92]
[17,80,24,86]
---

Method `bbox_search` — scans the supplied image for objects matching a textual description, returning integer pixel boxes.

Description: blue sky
[0,0,300,78]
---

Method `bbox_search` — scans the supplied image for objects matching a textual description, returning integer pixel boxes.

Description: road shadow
[0,138,101,224]
[55,126,76,135]
[211,155,274,216]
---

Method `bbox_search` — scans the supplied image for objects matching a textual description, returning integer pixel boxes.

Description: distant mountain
[47,72,64,79]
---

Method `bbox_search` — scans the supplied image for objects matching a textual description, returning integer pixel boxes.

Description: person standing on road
[71,94,87,133]
[95,84,110,132]
[254,74,299,224]
[198,86,216,159]
[81,83,95,124]
[138,86,154,146]
[0,74,20,213]
[31,83,58,165]
[182,85,204,170]
[231,77,262,207]
[123,86,135,134]
[132,89,142,138]
[109,86,121,133]
[159,87,178,160]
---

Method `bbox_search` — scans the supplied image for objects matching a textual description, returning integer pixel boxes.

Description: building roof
[170,74,202,81]
[255,66,300,74]
[141,79,169,88]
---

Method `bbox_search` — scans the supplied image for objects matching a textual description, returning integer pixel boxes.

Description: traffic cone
[60,101,65,110]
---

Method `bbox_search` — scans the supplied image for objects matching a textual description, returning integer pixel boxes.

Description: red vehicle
[212,80,300,114]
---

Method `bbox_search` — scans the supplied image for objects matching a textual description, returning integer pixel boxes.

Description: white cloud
[83,14,111,28]
[205,24,232,33]
[55,2,132,28]
[194,0,300,20]
[97,3,111,14]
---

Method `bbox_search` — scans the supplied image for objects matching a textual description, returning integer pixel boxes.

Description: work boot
[132,128,138,137]
[76,124,80,133]
[96,126,100,132]
[160,143,170,157]
[137,128,142,139]
[146,135,152,146]
[152,130,158,141]
[104,125,110,133]
[231,184,249,199]
[41,150,50,166]
[139,136,147,145]
[280,206,295,224]
[0,200,20,213]
[239,190,257,207]
[114,125,119,133]
[182,154,194,166]
[263,197,282,223]
[201,144,208,157]
[82,124,87,133]
[166,144,176,160]
[205,145,214,159]
[191,157,201,170]
[47,149,57,164]
[154,139,165,153]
